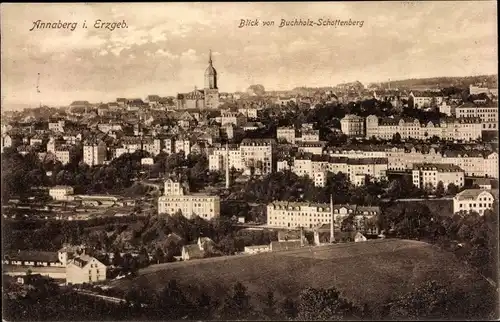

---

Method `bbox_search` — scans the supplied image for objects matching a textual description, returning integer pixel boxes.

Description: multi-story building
[48,120,65,133]
[326,145,389,159]
[208,143,244,172]
[412,163,464,190]
[340,114,365,137]
[366,115,482,141]
[49,186,74,201]
[238,107,259,119]
[54,145,74,165]
[220,111,246,127]
[162,136,175,155]
[277,127,296,144]
[142,137,162,156]
[297,129,320,142]
[409,92,444,109]
[297,141,326,155]
[83,140,107,166]
[158,178,220,220]
[240,138,276,175]
[66,255,107,285]
[266,201,380,229]
[455,102,498,132]
[288,153,388,185]
[174,138,191,155]
[453,189,497,215]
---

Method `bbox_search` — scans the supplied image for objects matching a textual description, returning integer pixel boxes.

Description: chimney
[330,194,335,243]
[225,142,230,189]
[300,226,304,247]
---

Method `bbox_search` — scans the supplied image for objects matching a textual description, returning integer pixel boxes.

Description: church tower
[204,50,217,89]
[204,50,220,109]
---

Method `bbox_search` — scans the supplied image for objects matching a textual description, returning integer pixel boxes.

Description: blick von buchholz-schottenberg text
[238,18,365,28]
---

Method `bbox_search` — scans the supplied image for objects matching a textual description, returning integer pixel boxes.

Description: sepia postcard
[1,1,499,321]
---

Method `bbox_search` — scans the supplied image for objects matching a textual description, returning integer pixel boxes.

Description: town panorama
[1,2,498,321]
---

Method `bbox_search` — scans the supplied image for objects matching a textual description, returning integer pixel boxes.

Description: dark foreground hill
[111,239,493,314]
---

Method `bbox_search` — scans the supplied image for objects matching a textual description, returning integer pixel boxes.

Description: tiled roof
[413,163,463,172]
[454,189,497,201]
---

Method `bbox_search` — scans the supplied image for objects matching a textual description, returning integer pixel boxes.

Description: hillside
[371,75,497,89]
[110,239,490,313]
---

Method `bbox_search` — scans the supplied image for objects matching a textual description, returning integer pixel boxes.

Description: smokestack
[330,194,335,243]
[300,226,304,247]
[225,142,230,189]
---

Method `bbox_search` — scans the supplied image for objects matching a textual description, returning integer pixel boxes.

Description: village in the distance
[2,44,499,320]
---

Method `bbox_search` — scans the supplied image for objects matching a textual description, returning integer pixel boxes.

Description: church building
[177,50,220,109]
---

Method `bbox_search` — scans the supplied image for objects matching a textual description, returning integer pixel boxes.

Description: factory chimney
[300,226,304,247]
[330,194,335,243]
[225,142,230,189]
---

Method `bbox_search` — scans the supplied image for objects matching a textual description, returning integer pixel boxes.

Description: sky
[1,2,497,107]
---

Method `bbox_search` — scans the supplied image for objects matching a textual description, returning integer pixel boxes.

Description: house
[66,254,107,284]
[49,186,74,201]
[181,237,215,261]
[3,251,62,267]
[472,177,493,190]
[453,189,497,215]
[354,232,367,242]
[244,245,270,254]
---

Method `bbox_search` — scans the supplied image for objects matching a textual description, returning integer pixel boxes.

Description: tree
[447,183,459,195]
[153,247,165,264]
[159,279,192,319]
[280,297,298,320]
[220,282,252,319]
[262,291,277,319]
[391,132,402,144]
[435,181,445,198]
[137,247,150,268]
[384,280,495,320]
[296,287,360,320]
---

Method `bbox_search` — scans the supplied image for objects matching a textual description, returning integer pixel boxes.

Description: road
[75,289,126,305]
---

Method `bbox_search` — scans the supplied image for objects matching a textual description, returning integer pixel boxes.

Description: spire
[208,49,213,65]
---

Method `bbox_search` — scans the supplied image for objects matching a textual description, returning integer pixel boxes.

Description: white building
[267,201,380,230]
[48,120,65,133]
[158,178,220,220]
[455,103,498,132]
[277,127,296,144]
[66,255,107,285]
[244,245,270,254]
[366,115,482,141]
[49,186,74,201]
[412,163,465,191]
[240,138,275,176]
[340,114,365,137]
[83,141,107,166]
[453,189,497,215]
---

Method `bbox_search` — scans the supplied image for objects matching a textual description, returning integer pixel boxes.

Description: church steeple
[204,49,217,89]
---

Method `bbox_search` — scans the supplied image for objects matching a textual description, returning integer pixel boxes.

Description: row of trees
[379,201,499,279]
[7,277,494,321]
[232,170,387,206]
[1,146,218,201]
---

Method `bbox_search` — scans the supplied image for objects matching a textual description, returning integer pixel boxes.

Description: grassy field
[110,239,487,310]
